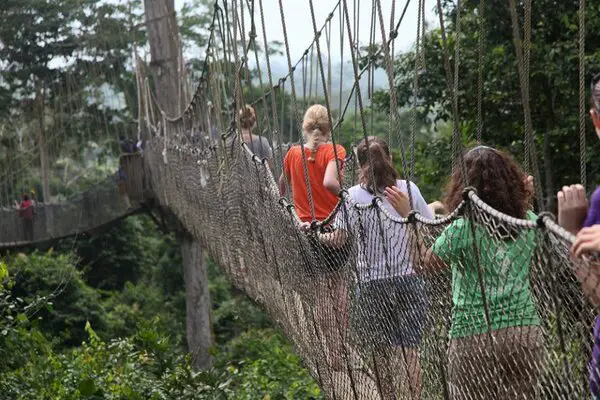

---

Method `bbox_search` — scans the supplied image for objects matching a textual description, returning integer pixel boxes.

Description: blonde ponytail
[302,105,331,162]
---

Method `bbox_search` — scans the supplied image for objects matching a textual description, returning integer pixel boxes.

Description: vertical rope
[452,0,464,178]
[341,0,379,197]
[388,0,397,147]
[411,0,424,182]
[507,0,545,210]
[435,0,467,180]
[257,0,290,192]
[277,0,317,222]
[307,3,344,185]
[579,0,587,190]
[374,0,415,207]
[338,4,345,115]
[523,0,532,174]
[476,0,485,144]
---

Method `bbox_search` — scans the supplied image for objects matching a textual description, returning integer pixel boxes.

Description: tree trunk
[181,235,213,370]
[144,0,213,370]
[143,0,182,116]
[35,80,50,203]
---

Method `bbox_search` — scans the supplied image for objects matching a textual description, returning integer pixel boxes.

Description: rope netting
[134,1,599,398]
[0,0,596,397]
[0,169,142,248]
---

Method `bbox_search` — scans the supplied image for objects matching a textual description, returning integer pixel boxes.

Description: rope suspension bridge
[1,0,597,398]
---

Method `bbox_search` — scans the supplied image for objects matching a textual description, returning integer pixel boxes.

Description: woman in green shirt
[388,146,543,399]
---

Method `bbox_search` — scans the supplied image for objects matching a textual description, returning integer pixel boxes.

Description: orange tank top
[283,143,346,222]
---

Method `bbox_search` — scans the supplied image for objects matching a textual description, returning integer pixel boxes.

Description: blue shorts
[351,275,427,348]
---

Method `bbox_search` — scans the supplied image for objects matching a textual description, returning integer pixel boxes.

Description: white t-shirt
[335,180,433,282]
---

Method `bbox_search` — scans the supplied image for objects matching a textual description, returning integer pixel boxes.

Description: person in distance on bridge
[319,136,433,399]
[17,192,35,242]
[279,104,348,372]
[389,146,542,400]
[238,105,273,170]
[558,72,600,400]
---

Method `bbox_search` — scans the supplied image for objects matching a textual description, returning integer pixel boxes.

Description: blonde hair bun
[239,105,257,130]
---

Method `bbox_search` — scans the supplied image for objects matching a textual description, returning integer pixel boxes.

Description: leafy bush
[0,223,321,399]
[0,321,218,400]
[6,252,106,347]
[215,329,323,400]
[103,281,185,344]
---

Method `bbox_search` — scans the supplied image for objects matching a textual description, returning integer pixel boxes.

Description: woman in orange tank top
[279,104,349,372]
[279,104,346,222]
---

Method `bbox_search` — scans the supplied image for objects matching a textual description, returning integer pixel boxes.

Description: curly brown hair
[444,146,529,219]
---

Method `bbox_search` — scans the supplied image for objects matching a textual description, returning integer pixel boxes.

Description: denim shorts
[351,275,427,348]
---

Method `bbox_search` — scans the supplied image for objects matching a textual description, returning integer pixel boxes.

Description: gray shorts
[351,275,427,349]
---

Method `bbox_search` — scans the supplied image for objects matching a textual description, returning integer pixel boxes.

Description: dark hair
[444,146,528,219]
[22,194,29,201]
[356,136,399,193]
[239,105,257,130]
[591,73,600,112]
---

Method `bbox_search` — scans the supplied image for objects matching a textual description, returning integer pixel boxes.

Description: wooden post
[181,234,213,369]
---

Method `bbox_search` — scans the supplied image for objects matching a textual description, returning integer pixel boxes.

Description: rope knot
[338,189,349,199]
[462,186,477,201]
[536,212,555,229]
[390,30,398,40]
[407,210,419,223]
[372,196,383,208]
[310,220,319,231]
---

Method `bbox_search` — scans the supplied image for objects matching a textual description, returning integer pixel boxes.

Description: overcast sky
[174,0,437,65]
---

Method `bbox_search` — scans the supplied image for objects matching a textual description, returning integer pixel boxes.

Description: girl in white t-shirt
[319,136,433,399]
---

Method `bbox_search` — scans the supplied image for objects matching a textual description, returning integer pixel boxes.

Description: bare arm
[420,246,448,275]
[318,229,349,249]
[572,226,600,306]
[385,186,448,274]
[323,160,341,195]
[279,173,287,196]
[428,201,446,216]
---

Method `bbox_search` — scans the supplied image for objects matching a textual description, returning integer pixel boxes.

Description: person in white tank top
[319,136,435,399]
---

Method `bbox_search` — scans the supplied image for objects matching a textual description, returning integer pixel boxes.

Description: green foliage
[0,320,206,400]
[5,252,106,348]
[59,215,165,290]
[375,0,600,209]
[214,329,323,399]
[0,220,320,398]
[0,319,321,400]
[0,250,321,399]
[207,258,271,343]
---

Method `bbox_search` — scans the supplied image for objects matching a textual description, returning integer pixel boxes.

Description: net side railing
[144,131,596,399]
[0,154,145,248]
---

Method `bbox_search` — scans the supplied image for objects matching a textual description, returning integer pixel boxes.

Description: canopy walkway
[0,155,145,249]
[2,0,597,398]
